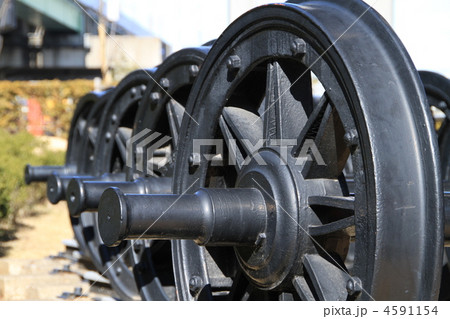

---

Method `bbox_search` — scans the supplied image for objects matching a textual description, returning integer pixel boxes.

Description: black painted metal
[419,71,450,242]
[67,177,171,217]
[24,91,104,185]
[91,47,210,301]
[165,1,442,301]
[76,69,153,300]
[25,165,76,184]
[418,70,450,300]
[98,187,266,247]
[47,173,126,204]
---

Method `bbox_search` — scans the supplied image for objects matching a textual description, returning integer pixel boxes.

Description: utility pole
[98,0,108,87]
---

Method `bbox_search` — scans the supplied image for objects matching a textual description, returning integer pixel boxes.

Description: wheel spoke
[220,107,263,170]
[292,93,329,156]
[227,271,252,301]
[309,216,355,236]
[166,99,185,148]
[115,127,132,163]
[263,61,309,142]
[303,105,351,179]
[308,195,355,236]
[309,195,355,211]
[302,254,349,301]
[292,276,315,301]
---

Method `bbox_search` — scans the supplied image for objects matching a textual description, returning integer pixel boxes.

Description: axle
[98,187,267,247]
[67,177,172,218]
[47,173,126,205]
[25,164,76,184]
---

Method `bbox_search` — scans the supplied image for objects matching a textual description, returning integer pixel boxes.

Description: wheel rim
[419,70,450,300]
[129,47,209,300]
[82,69,153,300]
[66,91,104,259]
[172,2,442,301]
[69,90,113,264]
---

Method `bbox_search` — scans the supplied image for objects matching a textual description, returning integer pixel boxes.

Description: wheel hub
[235,148,309,289]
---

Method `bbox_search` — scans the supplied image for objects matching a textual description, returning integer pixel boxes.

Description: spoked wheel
[419,70,450,300]
[82,69,153,300]
[170,2,442,300]
[67,91,111,260]
[127,47,209,300]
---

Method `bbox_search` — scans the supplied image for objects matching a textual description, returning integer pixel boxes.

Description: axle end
[67,179,86,218]
[47,174,64,204]
[98,187,128,247]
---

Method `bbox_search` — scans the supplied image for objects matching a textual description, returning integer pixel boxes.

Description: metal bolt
[189,275,203,295]
[140,84,147,94]
[290,38,307,56]
[105,132,112,142]
[189,153,201,166]
[111,114,118,124]
[189,64,199,78]
[149,92,161,105]
[346,276,362,296]
[130,87,137,98]
[344,129,359,147]
[255,233,267,246]
[160,78,170,89]
[227,55,241,71]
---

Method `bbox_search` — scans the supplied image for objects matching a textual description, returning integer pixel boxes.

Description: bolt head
[105,132,112,142]
[111,114,118,124]
[290,38,307,56]
[189,153,201,166]
[189,275,203,294]
[189,64,199,78]
[149,92,161,105]
[346,277,362,296]
[227,55,241,71]
[130,87,137,98]
[160,78,170,89]
[344,129,359,147]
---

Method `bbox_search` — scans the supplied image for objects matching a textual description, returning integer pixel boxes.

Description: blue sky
[79,0,450,77]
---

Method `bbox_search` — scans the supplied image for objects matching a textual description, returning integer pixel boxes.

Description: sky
[80,0,450,78]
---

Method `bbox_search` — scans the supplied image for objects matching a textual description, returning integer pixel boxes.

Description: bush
[0,129,65,221]
[0,79,94,137]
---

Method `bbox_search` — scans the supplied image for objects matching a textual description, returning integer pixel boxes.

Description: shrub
[0,79,94,137]
[0,129,65,221]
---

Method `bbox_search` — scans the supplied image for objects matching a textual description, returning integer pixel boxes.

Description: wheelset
[97,1,443,301]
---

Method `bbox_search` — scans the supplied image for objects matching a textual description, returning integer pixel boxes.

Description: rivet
[111,114,118,124]
[105,132,112,142]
